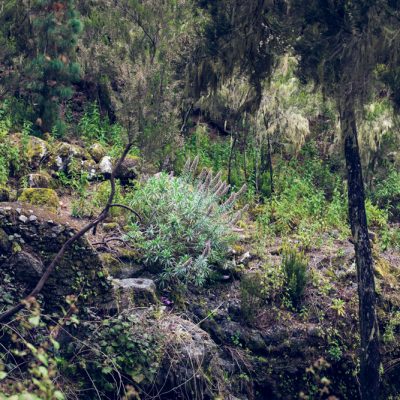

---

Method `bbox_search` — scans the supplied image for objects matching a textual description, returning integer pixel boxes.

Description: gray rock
[112,278,158,308]
[99,156,113,175]
[156,314,228,399]
[19,215,28,223]
[0,204,111,308]
[8,251,44,283]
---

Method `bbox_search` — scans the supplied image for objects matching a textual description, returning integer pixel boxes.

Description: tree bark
[340,101,380,400]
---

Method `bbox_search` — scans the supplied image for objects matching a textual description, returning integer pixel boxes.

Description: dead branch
[109,203,142,223]
[0,140,133,323]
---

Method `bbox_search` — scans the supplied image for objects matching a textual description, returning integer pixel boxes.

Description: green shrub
[281,246,308,308]
[373,167,400,220]
[365,199,389,228]
[240,273,266,324]
[256,160,349,244]
[125,158,247,287]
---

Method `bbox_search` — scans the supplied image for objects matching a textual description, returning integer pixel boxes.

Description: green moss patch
[18,188,60,211]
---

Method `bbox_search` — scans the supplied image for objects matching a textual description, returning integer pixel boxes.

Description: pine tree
[27,0,82,133]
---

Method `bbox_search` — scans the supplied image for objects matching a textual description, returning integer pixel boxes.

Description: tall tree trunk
[340,101,380,400]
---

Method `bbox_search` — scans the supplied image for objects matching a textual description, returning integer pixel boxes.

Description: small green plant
[281,246,308,308]
[126,157,247,287]
[330,298,346,317]
[240,272,266,324]
[327,338,343,361]
[383,311,400,344]
[231,331,242,347]
[300,358,336,400]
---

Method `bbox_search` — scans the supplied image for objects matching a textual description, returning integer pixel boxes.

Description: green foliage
[78,103,121,145]
[383,311,400,344]
[67,311,163,396]
[281,246,308,308]
[372,167,400,221]
[0,299,65,400]
[176,125,230,175]
[365,200,389,229]
[257,155,349,248]
[126,162,245,287]
[240,273,266,324]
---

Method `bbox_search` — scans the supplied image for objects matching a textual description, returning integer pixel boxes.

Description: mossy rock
[100,252,144,279]
[89,143,106,163]
[232,244,245,254]
[81,159,98,180]
[115,155,140,183]
[26,136,49,169]
[48,142,92,172]
[100,253,124,277]
[25,172,52,188]
[118,248,141,262]
[55,142,91,160]
[18,188,60,211]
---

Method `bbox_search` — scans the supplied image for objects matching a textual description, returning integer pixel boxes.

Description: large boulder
[155,313,229,399]
[8,251,44,284]
[99,156,113,175]
[89,143,107,163]
[110,278,158,310]
[26,136,49,169]
[115,155,139,182]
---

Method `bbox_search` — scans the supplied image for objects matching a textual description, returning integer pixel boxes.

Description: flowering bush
[126,157,247,287]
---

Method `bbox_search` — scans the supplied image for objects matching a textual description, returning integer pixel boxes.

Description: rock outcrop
[0,203,111,309]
